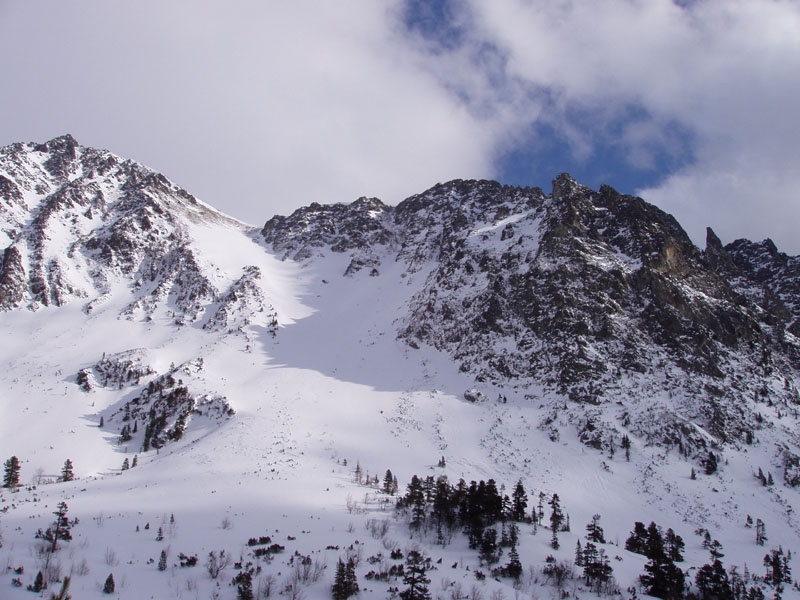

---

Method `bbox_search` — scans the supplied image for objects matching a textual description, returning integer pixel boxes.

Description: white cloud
[1,0,798,252]
[460,0,800,251]
[0,2,498,223]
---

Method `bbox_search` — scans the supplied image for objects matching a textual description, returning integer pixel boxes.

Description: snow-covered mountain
[1,136,799,599]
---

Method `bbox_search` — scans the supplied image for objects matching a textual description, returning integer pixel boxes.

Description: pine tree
[158,549,168,571]
[575,540,584,567]
[664,528,685,562]
[61,459,74,482]
[37,501,72,552]
[549,494,564,549]
[756,519,767,546]
[405,475,426,530]
[704,452,718,475]
[586,514,605,543]
[645,522,665,561]
[640,556,685,600]
[156,526,164,541]
[237,573,254,600]
[121,458,130,471]
[621,434,631,461]
[32,570,45,592]
[626,521,649,555]
[332,557,359,600]
[479,528,499,565]
[103,573,115,594]
[505,542,522,579]
[131,455,138,468]
[400,550,431,600]
[3,456,21,488]
[695,559,731,600]
[383,469,395,495]
[511,479,528,522]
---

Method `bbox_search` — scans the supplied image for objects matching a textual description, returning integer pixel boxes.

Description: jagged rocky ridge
[0,134,277,334]
[263,176,800,470]
[2,136,800,478]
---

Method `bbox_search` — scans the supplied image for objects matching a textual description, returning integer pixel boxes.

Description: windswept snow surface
[2,232,798,599]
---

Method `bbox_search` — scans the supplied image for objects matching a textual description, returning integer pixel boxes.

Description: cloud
[0,1,497,223]
[1,0,798,253]
[452,0,800,251]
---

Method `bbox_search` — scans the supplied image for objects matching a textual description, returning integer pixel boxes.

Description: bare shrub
[206,550,231,579]
[71,557,90,576]
[344,545,362,568]
[382,538,400,552]
[104,546,118,566]
[257,573,276,599]
[44,558,62,583]
[366,518,390,539]
[468,584,484,600]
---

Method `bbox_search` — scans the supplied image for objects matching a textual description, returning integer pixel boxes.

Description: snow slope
[1,137,798,599]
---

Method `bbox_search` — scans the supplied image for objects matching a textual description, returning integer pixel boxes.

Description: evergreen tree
[131,455,138,468]
[583,544,613,593]
[158,549,168,571]
[383,469,395,495]
[3,455,21,488]
[511,479,528,522]
[103,573,115,594]
[763,547,792,586]
[156,526,164,541]
[332,558,358,599]
[704,452,718,475]
[756,519,767,546]
[37,501,72,552]
[549,494,564,550]
[405,475,426,530]
[575,540,584,567]
[695,559,731,600]
[31,570,45,593]
[621,435,631,461]
[400,550,431,600]
[344,557,358,597]
[479,528,499,566]
[121,458,130,471]
[626,521,649,555]
[645,522,665,561]
[60,459,74,482]
[505,542,523,580]
[237,571,254,600]
[586,514,605,543]
[664,528,685,562]
[640,557,685,600]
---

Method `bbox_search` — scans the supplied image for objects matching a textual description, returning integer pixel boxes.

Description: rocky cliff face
[3,135,800,476]
[0,135,276,328]
[262,174,800,463]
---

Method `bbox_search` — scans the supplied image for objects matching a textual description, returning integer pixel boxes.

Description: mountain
[1,136,799,599]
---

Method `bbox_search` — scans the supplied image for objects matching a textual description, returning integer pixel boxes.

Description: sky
[0,0,798,252]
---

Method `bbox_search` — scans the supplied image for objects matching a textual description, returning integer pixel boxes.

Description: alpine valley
[1,135,799,599]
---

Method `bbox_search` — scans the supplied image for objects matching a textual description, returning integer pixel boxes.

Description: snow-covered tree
[103,573,115,594]
[3,455,21,488]
[60,459,74,482]
[400,550,431,600]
